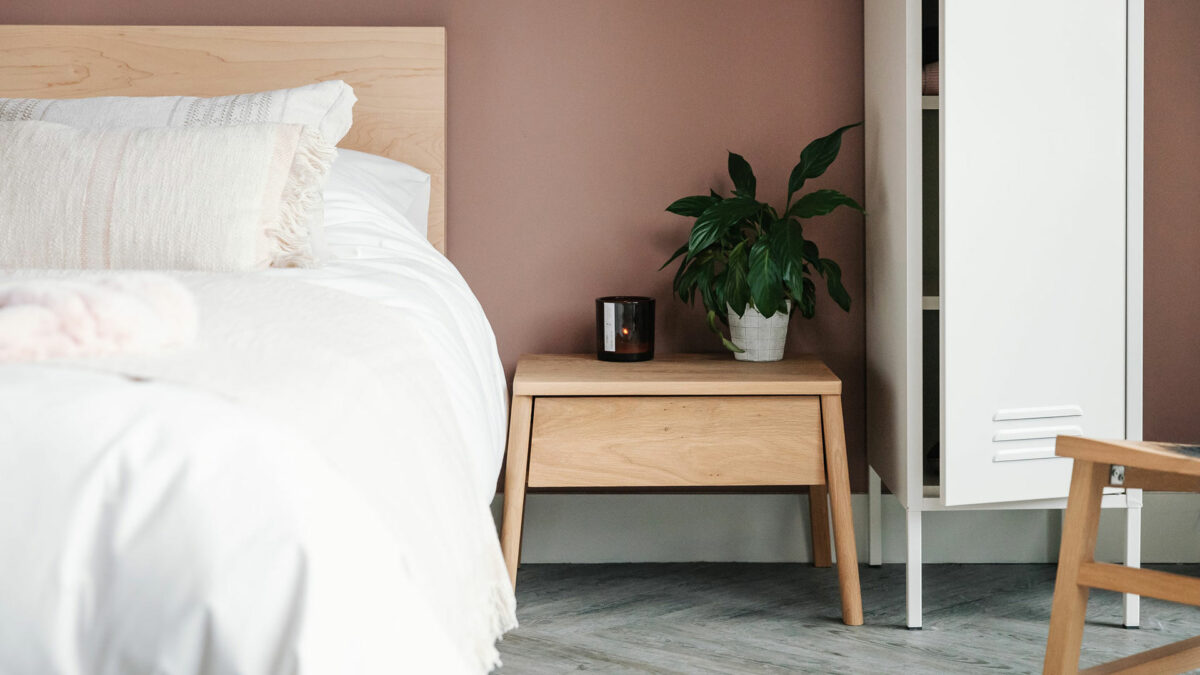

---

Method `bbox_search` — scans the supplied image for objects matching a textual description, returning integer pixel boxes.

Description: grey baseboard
[489,492,1200,564]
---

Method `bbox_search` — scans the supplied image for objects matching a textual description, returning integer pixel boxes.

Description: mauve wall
[1145,1,1200,445]
[3,1,1197,490]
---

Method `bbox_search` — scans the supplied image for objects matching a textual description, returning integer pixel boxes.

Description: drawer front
[527,396,825,487]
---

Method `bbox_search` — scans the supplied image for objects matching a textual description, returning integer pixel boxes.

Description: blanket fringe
[267,126,336,268]
[477,574,519,673]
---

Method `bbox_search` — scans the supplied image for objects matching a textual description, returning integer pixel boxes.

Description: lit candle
[596,296,655,362]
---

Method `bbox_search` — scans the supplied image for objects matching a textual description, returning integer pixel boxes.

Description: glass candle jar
[595,296,655,362]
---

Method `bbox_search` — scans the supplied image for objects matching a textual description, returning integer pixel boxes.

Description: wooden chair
[1045,436,1200,674]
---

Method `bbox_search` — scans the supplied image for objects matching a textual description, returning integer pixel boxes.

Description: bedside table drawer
[526,396,825,487]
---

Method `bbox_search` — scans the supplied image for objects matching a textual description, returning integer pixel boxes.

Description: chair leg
[869,466,883,567]
[1123,488,1143,628]
[906,507,922,629]
[1044,459,1108,675]
[809,485,833,568]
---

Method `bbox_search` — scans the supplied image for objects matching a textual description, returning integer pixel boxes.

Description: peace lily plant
[662,123,863,361]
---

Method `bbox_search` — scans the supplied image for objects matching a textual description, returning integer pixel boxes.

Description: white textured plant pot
[728,300,791,362]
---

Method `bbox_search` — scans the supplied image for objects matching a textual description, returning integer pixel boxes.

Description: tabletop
[512,353,841,397]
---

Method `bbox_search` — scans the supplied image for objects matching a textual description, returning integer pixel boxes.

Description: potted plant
[662,123,863,361]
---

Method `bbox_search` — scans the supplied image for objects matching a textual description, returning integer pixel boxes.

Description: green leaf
[759,205,777,231]
[707,309,745,353]
[677,253,720,306]
[788,122,862,199]
[801,239,820,265]
[676,263,696,302]
[770,219,807,291]
[666,195,718,217]
[819,258,852,311]
[673,257,697,303]
[724,241,750,317]
[797,276,817,318]
[747,237,783,318]
[710,269,730,325]
[659,243,689,271]
[697,260,722,317]
[727,152,756,199]
[786,189,865,220]
[687,196,760,258]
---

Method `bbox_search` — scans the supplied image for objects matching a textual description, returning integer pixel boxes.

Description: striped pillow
[0,81,356,145]
[0,120,333,271]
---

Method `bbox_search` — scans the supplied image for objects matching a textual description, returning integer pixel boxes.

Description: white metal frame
[864,0,1144,629]
[867,471,1142,629]
[1122,0,1145,630]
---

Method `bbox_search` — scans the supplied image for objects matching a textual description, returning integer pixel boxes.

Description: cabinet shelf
[921,295,940,311]
[922,95,940,110]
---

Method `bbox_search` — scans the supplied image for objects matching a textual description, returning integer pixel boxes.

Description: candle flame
[621,327,630,336]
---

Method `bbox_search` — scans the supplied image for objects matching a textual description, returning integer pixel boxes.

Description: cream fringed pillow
[0,120,333,271]
[0,81,357,266]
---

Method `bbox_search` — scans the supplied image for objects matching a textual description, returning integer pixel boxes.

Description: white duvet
[0,223,516,673]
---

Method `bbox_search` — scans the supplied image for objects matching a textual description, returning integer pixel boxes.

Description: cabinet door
[941,0,1127,506]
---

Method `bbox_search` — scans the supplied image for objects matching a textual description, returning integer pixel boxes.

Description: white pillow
[325,149,432,237]
[0,80,356,145]
[0,120,334,271]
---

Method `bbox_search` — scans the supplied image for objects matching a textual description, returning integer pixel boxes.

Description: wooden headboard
[0,25,448,254]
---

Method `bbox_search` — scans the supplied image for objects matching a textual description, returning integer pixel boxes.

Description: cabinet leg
[869,466,883,567]
[1123,488,1143,628]
[820,394,863,626]
[906,508,922,629]
[500,395,534,589]
[809,485,832,568]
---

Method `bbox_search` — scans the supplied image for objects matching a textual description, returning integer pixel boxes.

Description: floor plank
[497,563,1200,674]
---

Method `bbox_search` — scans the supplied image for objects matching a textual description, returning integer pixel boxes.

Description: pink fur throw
[0,273,197,362]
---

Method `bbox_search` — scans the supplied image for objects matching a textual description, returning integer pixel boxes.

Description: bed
[0,26,516,674]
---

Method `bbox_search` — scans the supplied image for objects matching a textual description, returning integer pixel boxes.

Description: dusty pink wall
[1,0,871,484]
[4,0,1197,489]
[1144,1,1200,444]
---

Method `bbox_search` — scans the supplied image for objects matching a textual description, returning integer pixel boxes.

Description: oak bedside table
[499,353,863,626]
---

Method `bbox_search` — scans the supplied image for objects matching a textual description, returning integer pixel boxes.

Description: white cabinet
[865,0,1143,627]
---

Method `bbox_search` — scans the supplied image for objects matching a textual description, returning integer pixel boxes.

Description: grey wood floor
[496,563,1200,674]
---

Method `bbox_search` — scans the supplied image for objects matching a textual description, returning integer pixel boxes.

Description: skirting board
[489,492,1200,564]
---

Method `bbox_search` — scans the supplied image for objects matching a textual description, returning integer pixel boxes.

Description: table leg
[820,394,863,626]
[500,395,534,588]
[808,485,832,568]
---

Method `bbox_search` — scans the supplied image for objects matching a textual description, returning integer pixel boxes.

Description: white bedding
[0,210,515,672]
